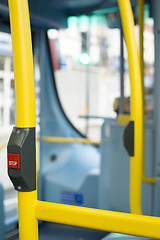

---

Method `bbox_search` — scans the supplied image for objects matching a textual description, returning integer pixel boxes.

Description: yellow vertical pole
[8,0,38,239]
[138,1,144,188]
[118,0,143,214]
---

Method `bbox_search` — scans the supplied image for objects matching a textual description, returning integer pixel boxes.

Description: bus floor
[13,222,108,240]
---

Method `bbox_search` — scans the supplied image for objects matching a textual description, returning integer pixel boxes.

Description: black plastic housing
[7,127,36,192]
[123,121,134,157]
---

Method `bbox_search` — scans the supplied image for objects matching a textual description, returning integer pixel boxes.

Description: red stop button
[8,153,21,169]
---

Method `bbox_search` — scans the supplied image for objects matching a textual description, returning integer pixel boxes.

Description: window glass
[0,78,3,125]
[0,55,5,70]
[144,18,154,117]
[123,18,154,118]
[48,16,121,141]
[0,31,41,224]
[11,59,14,72]
[48,15,155,140]
[10,79,15,125]
[34,55,41,132]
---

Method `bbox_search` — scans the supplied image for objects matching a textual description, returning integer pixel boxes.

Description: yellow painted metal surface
[117,114,130,125]
[18,192,38,240]
[8,0,38,239]
[142,175,156,184]
[138,0,156,185]
[118,0,143,214]
[8,0,36,128]
[35,200,160,239]
[42,136,100,146]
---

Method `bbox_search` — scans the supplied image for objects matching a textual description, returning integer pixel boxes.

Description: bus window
[144,19,154,117]
[48,16,121,141]
[10,79,15,125]
[122,19,154,117]
[112,18,154,119]
[0,31,41,231]
[0,56,5,70]
[0,78,3,125]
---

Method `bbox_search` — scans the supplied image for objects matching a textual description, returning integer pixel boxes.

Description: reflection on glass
[0,55,5,70]
[0,78,3,97]
[0,108,3,125]
[0,78,3,125]
[48,16,120,141]
[11,59,14,72]
[10,79,15,125]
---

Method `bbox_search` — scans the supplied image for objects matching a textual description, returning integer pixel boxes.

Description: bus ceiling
[0,0,150,30]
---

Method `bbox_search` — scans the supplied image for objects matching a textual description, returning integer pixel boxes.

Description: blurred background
[0,10,154,225]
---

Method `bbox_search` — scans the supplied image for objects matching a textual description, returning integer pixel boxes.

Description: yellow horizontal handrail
[35,200,160,239]
[41,136,100,146]
[142,175,156,184]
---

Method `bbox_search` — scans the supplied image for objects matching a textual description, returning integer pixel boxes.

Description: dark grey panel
[0,0,138,29]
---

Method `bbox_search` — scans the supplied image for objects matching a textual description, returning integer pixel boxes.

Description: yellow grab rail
[138,0,156,185]
[8,0,38,239]
[41,136,100,146]
[118,0,143,214]
[35,200,160,239]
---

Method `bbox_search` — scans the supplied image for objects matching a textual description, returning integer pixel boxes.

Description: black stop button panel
[7,127,36,192]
